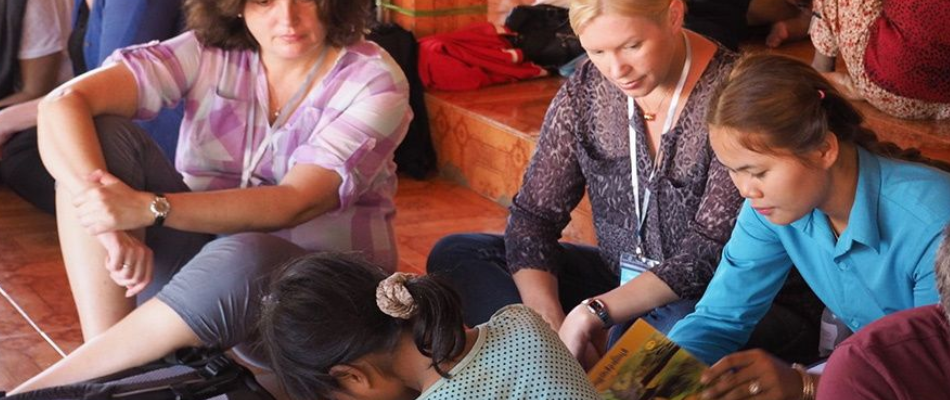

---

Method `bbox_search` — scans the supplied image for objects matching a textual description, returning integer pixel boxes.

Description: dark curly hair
[184,0,369,50]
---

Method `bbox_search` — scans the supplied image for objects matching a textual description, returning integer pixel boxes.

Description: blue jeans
[426,233,618,327]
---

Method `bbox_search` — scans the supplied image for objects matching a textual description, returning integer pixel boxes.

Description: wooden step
[426,77,598,245]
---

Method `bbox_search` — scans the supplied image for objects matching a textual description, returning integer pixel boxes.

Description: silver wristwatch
[149,193,171,227]
[582,298,614,328]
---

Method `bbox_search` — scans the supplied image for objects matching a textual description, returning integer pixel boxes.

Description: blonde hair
[569,0,675,34]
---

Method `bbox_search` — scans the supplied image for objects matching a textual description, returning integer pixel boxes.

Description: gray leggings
[93,116,307,356]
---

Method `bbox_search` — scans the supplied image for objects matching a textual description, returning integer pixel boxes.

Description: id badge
[619,252,659,285]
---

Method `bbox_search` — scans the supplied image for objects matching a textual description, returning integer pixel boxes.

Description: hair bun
[376,272,419,319]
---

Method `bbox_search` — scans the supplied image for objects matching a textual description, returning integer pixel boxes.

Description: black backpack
[367,22,438,179]
[1,348,274,400]
[0,0,28,102]
[504,5,585,71]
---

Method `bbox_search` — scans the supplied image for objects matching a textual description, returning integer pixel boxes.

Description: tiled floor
[0,176,507,391]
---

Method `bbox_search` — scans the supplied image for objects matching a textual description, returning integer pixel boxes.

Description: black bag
[367,23,437,179]
[2,348,274,400]
[1,0,28,101]
[504,5,584,70]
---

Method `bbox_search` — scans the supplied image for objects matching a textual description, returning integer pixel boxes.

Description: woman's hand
[559,305,607,370]
[700,349,803,400]
[96,230,154,297]
[73,169,153,234]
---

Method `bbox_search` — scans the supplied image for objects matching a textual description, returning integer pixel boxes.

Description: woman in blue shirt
[668,54,950,400]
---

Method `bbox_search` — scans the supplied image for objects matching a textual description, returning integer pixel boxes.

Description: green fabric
[377,0,487,17]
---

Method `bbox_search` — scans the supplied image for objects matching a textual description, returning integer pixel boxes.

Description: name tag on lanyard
[621,32,691,285]
[619,252,660,285]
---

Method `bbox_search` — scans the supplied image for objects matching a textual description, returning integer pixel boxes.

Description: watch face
[151,196,171,215]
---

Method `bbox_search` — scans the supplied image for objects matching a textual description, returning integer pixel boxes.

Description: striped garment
[107,31,411,270]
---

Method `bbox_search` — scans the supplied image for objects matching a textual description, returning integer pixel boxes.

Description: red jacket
[419,23,546,91]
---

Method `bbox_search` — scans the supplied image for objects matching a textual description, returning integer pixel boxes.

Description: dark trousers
[427,233,820,364]
[427,233,618,327]
[1,128,56,214]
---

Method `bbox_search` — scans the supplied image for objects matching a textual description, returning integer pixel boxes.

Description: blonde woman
[427,0,822,369]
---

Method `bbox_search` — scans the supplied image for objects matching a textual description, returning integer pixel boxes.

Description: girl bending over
[260,253,600,400]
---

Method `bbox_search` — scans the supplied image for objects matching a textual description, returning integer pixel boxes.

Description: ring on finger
[121,263,131,270]
[748,380,762,396]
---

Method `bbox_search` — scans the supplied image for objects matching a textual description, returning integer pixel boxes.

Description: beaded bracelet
[791,363,816,400]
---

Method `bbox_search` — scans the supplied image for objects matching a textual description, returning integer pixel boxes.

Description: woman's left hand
[700,349,803,400]
[73,169,153,234]
[558,304,608,370]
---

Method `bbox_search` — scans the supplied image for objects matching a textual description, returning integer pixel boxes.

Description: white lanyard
[241,46,329,188]
[628,32,692,255]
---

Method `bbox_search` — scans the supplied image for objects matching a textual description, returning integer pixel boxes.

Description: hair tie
[818,89,826,100]
[376,272,419,319]
[261,293,277,306]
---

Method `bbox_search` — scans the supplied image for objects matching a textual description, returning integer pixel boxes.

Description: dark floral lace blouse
[504,45,740,299]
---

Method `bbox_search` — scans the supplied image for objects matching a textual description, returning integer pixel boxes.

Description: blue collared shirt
[72,0,184,159]
[668,147,950,364]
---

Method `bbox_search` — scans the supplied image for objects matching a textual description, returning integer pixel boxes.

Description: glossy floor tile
[0,285,64,389]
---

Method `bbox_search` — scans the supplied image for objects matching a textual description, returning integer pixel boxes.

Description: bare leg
[56,184,135,340]
[10,299,200,394]
[57,116,199,340]
[766,10,812,48]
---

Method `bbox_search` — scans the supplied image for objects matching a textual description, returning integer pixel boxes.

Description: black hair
[258,253,466,400]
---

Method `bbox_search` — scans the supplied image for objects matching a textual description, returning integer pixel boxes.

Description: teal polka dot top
[417,304,600,399]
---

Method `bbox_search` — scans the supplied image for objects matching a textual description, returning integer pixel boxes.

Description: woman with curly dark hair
[11,0,410,392]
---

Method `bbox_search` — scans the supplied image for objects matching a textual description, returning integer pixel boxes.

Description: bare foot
[766,21,790,48]
[766,11,812,48]
[823,72,865,101]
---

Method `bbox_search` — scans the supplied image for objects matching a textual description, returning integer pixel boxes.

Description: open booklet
[587,320,707,400]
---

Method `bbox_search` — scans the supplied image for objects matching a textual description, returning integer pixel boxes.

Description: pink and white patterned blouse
[108,31,411,270]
